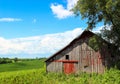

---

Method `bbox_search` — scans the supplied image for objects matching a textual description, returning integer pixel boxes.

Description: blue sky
[0,0,103,58]
[0,0,87,38]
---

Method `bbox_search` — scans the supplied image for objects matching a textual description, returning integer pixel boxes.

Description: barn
[45,30,113,74]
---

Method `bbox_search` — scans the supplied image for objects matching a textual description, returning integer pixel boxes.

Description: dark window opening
[84,65,88,68]
[111,55,114,58]
[66,55,69,60]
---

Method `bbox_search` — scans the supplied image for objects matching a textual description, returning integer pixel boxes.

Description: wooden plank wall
[46,36,111,73]
[46,62,63,73]
[63,37,108,73]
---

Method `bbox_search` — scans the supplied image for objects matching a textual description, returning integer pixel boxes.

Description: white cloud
[51,4,73,19]
[0,28,83,57]
[0,18,22,22]
[93,25,111,33]
[67,0,78,10]
[93,26,103,33]
[51,0,78,19]
[0,26,104,58]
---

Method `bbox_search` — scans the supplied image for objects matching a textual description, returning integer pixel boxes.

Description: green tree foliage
[89,35,105,51]
[0,58,12,64]
[14,57,18,62]
[73,0,120,56]
[73,0,120,29]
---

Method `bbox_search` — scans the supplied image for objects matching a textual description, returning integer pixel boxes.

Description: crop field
[0,59,120,84]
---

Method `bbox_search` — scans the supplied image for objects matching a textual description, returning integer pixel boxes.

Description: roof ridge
[45,30,94,62]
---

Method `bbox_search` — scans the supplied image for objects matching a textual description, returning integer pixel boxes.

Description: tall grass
[0,68,120,84]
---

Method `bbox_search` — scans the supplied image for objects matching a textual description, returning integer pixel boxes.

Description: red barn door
[64,62,75,74]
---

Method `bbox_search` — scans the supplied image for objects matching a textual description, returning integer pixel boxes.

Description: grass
[0,59,45,72]
[0,68,120,84]
[0,58,120,84]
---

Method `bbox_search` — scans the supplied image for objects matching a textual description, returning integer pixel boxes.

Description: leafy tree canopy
[72,0,120,56]
[73,0,120,29]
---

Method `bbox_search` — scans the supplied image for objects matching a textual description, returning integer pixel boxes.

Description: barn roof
[45,30,95,62]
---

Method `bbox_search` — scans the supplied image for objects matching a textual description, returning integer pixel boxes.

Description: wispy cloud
[0,18,22,22]
[0,27,103,58]
[50,0,78,19]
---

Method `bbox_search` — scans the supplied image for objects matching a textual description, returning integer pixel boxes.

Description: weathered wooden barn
[45,30,113,74]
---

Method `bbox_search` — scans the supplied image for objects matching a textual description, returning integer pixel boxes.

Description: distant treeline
[0,57,46,64]
[0,58,15,64]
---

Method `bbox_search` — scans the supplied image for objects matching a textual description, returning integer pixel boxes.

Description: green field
[0,59,120,84]
[0,59,45,72]
[0,68,120,84]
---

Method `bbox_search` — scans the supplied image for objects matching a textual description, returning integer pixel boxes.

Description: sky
[0,0,103,58]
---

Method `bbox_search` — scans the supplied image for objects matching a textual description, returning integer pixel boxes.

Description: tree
[14,57,18,62]
[72,0,120,56]
[73,0,120,29]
